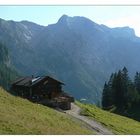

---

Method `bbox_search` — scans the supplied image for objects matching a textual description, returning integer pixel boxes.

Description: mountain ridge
[1,15,140,103]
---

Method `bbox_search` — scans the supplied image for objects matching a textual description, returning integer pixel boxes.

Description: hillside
[77,102,140,134]
[0,87,93,134]
[0,43,18,89]
[0,87,140,134]
[1,15,140,103]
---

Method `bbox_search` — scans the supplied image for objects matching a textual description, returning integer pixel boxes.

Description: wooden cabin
[11,76,74,110]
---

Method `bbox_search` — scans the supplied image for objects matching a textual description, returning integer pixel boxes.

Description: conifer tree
[102,67,140,120]
[102,82,109,109]
[134,72,140,95]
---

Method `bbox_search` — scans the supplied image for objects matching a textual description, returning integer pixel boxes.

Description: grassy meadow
[77,101,140,134]
[0,87,93,134]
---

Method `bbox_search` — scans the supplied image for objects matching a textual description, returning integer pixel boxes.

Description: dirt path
[65,103,113,135]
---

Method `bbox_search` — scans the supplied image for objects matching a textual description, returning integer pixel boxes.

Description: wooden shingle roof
[11,76,64,87]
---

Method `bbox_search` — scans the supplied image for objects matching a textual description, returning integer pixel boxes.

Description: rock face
[0,15,140,103]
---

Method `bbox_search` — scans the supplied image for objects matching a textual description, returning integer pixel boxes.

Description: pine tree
[102,68,133,111]
[102,82,109,109]
[114,70,125,110]
[102,67,140,120]
[134,72,140,95]
[102,73,116,109]
[121,67,131,109]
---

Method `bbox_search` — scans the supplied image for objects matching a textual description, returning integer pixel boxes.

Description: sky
[0,6,140,36]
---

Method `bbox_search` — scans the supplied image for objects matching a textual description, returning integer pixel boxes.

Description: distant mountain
[0,15,140,103]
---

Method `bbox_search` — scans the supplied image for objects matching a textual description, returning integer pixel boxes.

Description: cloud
[104,16,140,37]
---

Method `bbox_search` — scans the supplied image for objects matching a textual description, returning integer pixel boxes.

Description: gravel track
[65,103,113,135]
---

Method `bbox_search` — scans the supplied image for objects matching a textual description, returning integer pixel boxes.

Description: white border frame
[0,0,140,5]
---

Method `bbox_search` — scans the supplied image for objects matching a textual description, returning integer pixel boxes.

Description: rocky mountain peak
[57,14,69,24]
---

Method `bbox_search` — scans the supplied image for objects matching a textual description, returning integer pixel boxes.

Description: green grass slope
[0,87,93,134]
[77,102,140,134]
